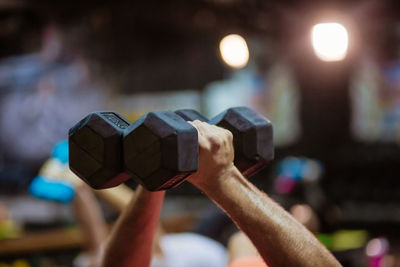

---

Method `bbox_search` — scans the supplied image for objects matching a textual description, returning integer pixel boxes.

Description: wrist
[193,164,240,194]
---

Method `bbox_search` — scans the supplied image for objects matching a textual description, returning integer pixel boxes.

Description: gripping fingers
[193,121,222,149]
[188,120,209,148]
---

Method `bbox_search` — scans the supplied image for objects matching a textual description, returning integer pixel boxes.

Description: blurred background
[1,0,400,266]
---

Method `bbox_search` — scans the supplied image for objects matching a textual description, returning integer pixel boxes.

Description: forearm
[198,167,340,267]
[102,185,165,267]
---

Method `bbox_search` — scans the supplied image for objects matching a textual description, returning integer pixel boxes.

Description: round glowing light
[290,204,313,224]
[366,238,389,257]
[311,23,349,62]
[219,34,249,68]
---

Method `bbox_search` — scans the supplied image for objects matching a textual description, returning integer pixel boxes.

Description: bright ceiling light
[219,34,249,68]
[311,23,349,62]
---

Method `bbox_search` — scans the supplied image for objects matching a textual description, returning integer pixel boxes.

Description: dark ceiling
[0,0,399,92]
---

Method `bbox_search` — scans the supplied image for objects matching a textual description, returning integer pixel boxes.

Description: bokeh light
[366,238,389,257]
[290,204,313,225]
[219,34,249,68]
[311,23,349,62]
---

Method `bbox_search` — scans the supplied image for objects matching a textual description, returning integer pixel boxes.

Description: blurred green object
[317,233,333,250]
[0,220,20,240]
[317,230,368,251]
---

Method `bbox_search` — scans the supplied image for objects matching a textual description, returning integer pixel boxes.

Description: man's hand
[186,120,341,267]
[187,120,235,190]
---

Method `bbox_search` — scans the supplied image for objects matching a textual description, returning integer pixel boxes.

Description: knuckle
[209,135,222,149]
[225,130,233,140]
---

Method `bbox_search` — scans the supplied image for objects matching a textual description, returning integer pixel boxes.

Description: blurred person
[0,24,106,174]
[29,140,108,267]
[102,121,341,267]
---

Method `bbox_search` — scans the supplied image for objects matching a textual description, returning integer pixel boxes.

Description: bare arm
[101,185,165,267]
[188,121,341,267]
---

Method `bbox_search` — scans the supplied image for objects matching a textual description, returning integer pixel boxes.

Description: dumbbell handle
[175,109,272,178]
[175,109,208,122]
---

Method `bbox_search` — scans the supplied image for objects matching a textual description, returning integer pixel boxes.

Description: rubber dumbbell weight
[69,111,199,191]
[68,111,132,189]
[122,111,198,191]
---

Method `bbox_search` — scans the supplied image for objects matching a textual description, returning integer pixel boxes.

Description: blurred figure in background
[0,24,106,178]
[0,23,108,266]
[29,140,108,267]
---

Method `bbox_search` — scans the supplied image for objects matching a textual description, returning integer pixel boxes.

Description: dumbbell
[123,108,273,189]
[175,107,274,177]
[122,111,199,190]
[69,111,199,191]
[69,107,273,191]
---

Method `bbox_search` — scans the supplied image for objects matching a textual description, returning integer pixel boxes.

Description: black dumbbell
[69,107,273,191]
[122,111,198,191]
[175,109,208,122]
[68,111,132,189]
[69,110,199,191]
[175,107,274,177]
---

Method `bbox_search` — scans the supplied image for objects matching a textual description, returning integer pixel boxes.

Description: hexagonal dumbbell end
[175,109,209,122]
[123,111,199,191]
[210,107,274,177]
[68,111,131,189]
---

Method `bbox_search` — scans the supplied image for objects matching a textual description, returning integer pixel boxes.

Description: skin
[187,121,340,267]
[101,121,341,267]
[101,186,165,267]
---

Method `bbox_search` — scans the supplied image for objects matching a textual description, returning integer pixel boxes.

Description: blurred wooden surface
[0,227,83,256]
[0,212,197,256]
